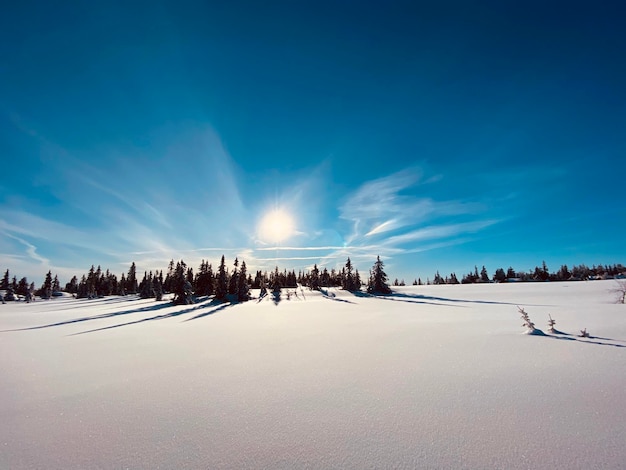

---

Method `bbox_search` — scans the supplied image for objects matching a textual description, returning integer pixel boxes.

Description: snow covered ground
[1,280,624,469]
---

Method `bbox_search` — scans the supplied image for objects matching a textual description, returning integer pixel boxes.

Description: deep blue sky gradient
[1,1,625,284]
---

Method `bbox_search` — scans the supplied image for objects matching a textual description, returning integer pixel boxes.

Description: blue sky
[1,1,625,285]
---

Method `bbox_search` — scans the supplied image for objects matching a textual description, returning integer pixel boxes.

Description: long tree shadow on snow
[41,295,146,313]
[2,297,228,333]
[184,298,235,321]
[354,290,550,308]
[2,300,179,332]
[70,299,233,335]
[352,291,461,308]
[538,330,625,349]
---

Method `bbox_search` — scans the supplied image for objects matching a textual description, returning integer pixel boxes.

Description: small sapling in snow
[547,314,556,334]
[518,306,537,334]
[579,328,590,338]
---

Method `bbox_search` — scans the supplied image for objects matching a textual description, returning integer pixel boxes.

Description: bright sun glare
[258,209,295,244]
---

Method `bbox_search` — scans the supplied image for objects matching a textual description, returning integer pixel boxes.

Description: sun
[258,209,295,244]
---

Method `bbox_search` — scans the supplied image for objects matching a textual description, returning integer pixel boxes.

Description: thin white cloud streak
[1,231,49,265]
[365,219,399,237]
[0,212,84,243]
[339,168,484,246]
[129,247,245,256]
[401,237,473,255]
[255,256,328,262]
[384,220,499,246]
[255,246,350,252]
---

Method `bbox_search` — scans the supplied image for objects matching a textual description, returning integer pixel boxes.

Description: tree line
[402,261,626,286]
[1,256,392,303]
[4,258,622,303]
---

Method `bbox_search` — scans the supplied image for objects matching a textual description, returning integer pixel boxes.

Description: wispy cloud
[255,246,348,252]
[329,167,501,268]
[384,220,499,246]
[339,168,484,245]
[1,231,49,265]
[0,211,93,250]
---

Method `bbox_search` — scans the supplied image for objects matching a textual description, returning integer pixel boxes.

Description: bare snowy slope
[1,281,624,469]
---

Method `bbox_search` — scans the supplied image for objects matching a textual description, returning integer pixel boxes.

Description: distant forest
[0,255,390,303]
[397,261,626,286]
[1,258,624,303]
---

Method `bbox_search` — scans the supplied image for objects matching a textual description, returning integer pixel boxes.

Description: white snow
[1,281,625,469]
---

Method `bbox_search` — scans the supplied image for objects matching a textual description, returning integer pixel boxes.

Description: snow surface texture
[1,281,624,469]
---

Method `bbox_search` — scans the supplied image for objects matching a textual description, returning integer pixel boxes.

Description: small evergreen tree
[354,269,361,291]
[126,262,138,294]
[237,261,250,302]
[271,266,282,302]
[41,271,53,299]
[172,261,193,304]
[118,273,127,296]
[367,256,391,294]
[480,266,489,283]
[215,255,228,301]
[65,275,78,295]
[77,275,89,299]
[140,272,154,298]
[493,268,506,283]
[519,306,535,332]
[153,274,163,301]
[309,264,320,290]
[17,277,29,297]
[1,269,9,290]
[342,258,359,291]
[228,258,239,295]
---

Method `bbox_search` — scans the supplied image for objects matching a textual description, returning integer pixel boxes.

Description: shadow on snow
[353,290,552,308]
[352,290,461,308]
[1,297,233,333]
[71,299,233,335]
[537,330,626,349]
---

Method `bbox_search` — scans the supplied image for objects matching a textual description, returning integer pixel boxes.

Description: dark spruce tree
[237,260,250,302]
[367,256,391,294]
[342,257,358,292]
[172,260,194,305]
[271,266,282,302]
[320,268,330,287]
[126,262,138,294]
[16,277,29,297]
[215,255,228,301]
[118,273,127,296]
[480,266,489,283]
[228,258,239,295]
[1,269,9,290]
[140,272,154,298]
[195,260,214,297]
[354,269,361,291]
[41,270,53,299]
[493,268,506,283]
[77,275,89,299]
[309,264,320,290]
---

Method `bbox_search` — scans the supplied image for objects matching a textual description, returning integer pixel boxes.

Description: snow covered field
[1,280,624,469]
